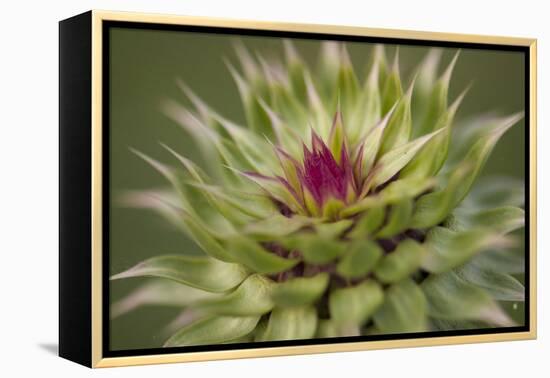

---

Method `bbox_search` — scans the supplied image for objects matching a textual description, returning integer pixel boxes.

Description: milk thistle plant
[111,41,525,347]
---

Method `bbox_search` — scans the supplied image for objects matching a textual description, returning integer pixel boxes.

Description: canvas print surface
[107,26,526,352]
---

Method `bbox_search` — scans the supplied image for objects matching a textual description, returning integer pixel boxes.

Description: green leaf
[179,210,237,262]
[317,41,340,107]
[284,40,308,104]
[128,150,238,261]
[251,317,269,342]
[411,49,442,129]
[223,335,254,344]
[273,144,303,191]
[119,189,191,233]
[337,46,360,120]
[233,41,261,81]
[263,102,302,155]
[448,206,525,235]
[227,62,272,136]
[243,214,313,240]
[374,239,426,284]
[235,170,304,215]
[430,318,488,331]
[336,240,383,278]
[163,308,205,336]
[183,181,276,220]
[213,115,278,172]
[196,274,275,316]
[381,50,403,114]
[271,273,329,307]
[422,227,505,274]
[161,98,224,179]
[161,144,250,222]
[376,176,436,204]
[370,127,445,188]
[225,236,299,274]
[269,81,309,130]
[456,263,524,302]
[304,72,332,139]
[329,281,384,326]
[161,143,214,185]
[315,219,354,238]
[340,196,380,218]
[468,248,525,274]
[130,148,191,208]
[347,56,381,142]
[259,306,317,341]
[110,255,249,293]
[375,198,413,238]
[369,45,389,90]
[347,205,385,238]
[373,279,428,333]
[412,113,523,229]
[316,319,342,338]
[421,270,513,326]
[463,176,525,210]
[410,163,472,230]
[401,89,466,179]
[321,197,346,220]
[303,185,322,217]
[110,279,219,318]
[217,138,258,174]
[328,110,346,164]
[415,51,458,137]
[378,81,413,156]
[164,315,260,347]
[356,108,394,176]
[343,177,434,218]
[281,234,346,264]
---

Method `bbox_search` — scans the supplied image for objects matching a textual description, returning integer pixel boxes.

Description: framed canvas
[59,10,537,368]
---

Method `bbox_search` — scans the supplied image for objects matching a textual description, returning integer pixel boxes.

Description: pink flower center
[300,139,353,206]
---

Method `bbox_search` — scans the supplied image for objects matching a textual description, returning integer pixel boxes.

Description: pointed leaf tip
[283,39,300,63]
[370,127,446,188]
[328,110,346,162]
[164,315,260,347]
[110,255,248,293]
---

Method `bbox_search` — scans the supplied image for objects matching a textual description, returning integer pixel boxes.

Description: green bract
[112,41,525,345]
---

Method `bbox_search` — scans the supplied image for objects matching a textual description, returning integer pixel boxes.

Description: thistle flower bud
[112,41,525,346]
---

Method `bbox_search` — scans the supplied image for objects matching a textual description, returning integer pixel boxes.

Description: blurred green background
[108,27,525,351]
